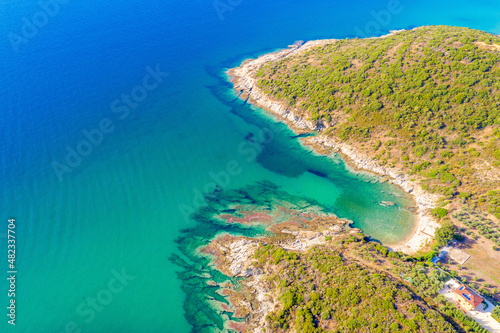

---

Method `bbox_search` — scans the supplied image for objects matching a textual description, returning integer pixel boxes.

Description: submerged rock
[170,181,352,332]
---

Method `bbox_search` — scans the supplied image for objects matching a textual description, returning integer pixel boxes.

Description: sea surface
[0,0,499,332]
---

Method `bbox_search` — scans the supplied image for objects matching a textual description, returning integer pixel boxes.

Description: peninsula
[210,25,500,331]
[230,25,500,253]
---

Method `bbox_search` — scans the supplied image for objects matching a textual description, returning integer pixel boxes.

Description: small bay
[0,0,498,331]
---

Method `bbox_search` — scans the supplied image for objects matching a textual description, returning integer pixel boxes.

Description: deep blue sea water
[0,0,499,332]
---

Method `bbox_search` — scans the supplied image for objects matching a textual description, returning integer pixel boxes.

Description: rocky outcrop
[204,224,350,332]
[203,236,277,332]
[229,39,336,132]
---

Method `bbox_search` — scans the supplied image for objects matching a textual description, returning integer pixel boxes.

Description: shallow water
[172,182,354,332]
[0,0,499,331]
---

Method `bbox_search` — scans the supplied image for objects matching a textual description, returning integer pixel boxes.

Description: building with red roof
[453,284,484,312]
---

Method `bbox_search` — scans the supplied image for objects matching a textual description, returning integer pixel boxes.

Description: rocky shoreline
[228,29,441,255]
[202,220,355,332]
[202,235,273,332]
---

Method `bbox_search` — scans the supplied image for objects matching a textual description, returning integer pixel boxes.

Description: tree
[390,322,400,331]
[435,221,455,246]
[492,306,500,322]
[432,207,449,219]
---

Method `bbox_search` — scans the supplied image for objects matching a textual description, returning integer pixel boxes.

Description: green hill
[255,235,488,332]
[255,26,500,219]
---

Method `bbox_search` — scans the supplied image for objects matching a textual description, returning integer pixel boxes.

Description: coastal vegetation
[493,306,500,323]
[434,221,456,247]
[251,26,500,298]
[452,206,500,248]
[254,234,488,332]
[172,181,496,332]
[213,27,500,331]
[255,26,500,222]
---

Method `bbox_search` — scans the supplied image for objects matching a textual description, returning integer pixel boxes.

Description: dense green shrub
[432,207,449,219]
[493,306,500,323]
[435,221,455,246]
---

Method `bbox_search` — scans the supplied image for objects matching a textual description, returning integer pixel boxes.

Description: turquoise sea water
[0,0,499,331]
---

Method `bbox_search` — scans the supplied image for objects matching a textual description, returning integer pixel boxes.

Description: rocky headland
[200,214,356,332]
[228,29,441,255]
